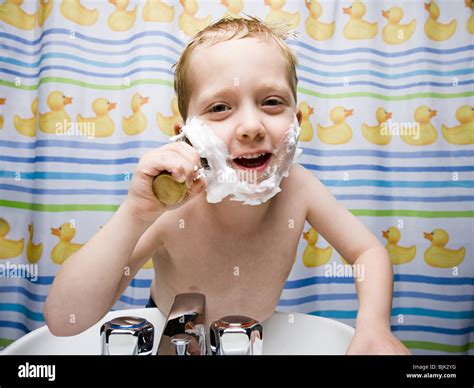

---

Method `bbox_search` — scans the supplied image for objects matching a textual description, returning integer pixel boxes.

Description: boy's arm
[44,199,162,336]
[44,141,205,337]
[297,166,409,354]
[108,215,165,310]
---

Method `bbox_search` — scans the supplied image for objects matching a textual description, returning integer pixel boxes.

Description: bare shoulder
[270,164,307,219]
[288,163,313,180]
[281,163,321,199]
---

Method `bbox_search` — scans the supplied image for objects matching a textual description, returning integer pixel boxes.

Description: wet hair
[173,15,299,121]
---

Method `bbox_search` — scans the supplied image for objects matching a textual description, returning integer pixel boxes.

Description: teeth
[237,153,266,159]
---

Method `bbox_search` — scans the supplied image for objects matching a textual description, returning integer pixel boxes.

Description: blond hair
[173,16,299,122]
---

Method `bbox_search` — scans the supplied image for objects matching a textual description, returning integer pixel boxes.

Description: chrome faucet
[156,293,264,356]
[100,293,263,355]
[100,316,154,355]
[156,293,210,355]
[209,315,263,355]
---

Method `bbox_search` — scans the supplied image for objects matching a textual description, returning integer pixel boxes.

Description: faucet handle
[209,315,263,355]
[100,316,154,355]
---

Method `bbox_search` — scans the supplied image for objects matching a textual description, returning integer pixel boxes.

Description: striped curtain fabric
[0,0,473,354]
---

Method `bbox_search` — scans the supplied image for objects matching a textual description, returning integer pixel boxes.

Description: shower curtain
[0,0,472,355]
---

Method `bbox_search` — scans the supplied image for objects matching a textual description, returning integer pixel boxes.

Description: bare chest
[152,200,306,322]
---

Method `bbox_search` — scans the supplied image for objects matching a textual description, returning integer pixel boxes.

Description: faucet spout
[156,293,210,355]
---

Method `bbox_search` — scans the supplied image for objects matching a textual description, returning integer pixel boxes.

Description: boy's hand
[125,142,207,224]
[345,326,411,355]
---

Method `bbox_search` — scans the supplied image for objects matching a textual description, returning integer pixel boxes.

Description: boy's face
[185,37,301,177]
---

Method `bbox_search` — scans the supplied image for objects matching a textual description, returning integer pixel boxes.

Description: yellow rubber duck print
[38,0,54,27]
[51,223,84,265]
[123,93,149,135]
[264,0,300,30]
[0,0,36,30]
[0,98,5,129]
[179,0,212,36]
[382,6,416,45]
[142,0,175,22]
[424,1,457,41]
[221,0,243,18]
[423,229,465,268]
[26,223,43,264]
[60,0,99,26]
[441,105,474,145]
[302,227,332,267]
[317,106,353,145]
[14,97,38,137]
[342,1,378,40]
[77,98,117,138]
[361,107,392,145]
[108,0,137,32]
[0,218,24,260]
[466,0,474,34]
[39,91,73,134]
[298,101,314,142]
[401,106,437,146]
[157,97,181,137]
[382,227,416,265]
[304,0,335,41]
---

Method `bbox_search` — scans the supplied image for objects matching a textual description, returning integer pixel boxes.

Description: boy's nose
[235,116,266,143]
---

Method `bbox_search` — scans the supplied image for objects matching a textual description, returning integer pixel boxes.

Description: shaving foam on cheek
[170,116,302,205]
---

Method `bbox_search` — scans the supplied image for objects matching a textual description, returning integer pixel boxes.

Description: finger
[169,158,194,185]
[141,151,193,183]
[164,148,201,186]
[167,142,202,172]
[188,177,207,196]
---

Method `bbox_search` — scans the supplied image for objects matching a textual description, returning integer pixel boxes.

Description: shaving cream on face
[170,115,302,205]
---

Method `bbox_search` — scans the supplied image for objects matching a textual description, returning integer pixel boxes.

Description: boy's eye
[209,104,229,113]
[263,98,282,106]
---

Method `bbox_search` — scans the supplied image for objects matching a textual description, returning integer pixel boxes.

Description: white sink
[2,309,354,355]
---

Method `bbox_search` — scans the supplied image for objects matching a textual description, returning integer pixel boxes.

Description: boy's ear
[174,122,183,135]
[296,109,302,126]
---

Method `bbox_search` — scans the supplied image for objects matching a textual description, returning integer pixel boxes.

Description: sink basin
[1,309,354,355]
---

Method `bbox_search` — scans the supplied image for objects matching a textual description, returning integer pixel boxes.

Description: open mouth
[231,152,272,170]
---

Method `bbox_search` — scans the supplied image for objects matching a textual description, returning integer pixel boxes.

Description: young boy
[45,17,409,355]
